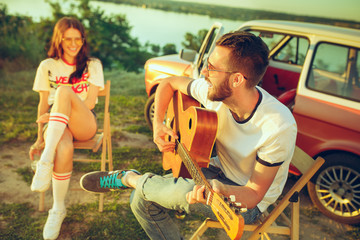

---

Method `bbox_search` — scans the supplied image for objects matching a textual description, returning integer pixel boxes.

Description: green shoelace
[100,172,121,189]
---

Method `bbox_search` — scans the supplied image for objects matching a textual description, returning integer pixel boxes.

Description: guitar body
[163,91,218,178]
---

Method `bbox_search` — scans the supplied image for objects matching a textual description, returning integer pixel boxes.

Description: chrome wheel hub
[315,165,360,217]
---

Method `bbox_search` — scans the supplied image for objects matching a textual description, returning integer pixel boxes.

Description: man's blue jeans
[129,165,262,240]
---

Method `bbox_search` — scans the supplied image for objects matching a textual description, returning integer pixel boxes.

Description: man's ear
[232,73,245,88]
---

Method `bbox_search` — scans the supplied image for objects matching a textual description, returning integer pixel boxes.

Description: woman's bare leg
[31,86,97,192]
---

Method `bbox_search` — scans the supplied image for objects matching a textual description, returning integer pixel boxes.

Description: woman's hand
[29,141,44,161]
[36,113,50,123]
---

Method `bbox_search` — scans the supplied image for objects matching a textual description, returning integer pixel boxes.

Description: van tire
[307,152,360,224]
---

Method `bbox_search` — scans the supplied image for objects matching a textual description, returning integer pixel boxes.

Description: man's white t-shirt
[33,58,104,105]
[189,78,297,212]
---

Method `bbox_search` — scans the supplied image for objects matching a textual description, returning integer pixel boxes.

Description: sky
[172,0,360,22]
[1,0,359,22]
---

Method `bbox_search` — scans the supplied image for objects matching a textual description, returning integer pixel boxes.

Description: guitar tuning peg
[229,195,248,213]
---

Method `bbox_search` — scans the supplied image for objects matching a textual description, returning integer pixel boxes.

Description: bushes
[0,5,45,71]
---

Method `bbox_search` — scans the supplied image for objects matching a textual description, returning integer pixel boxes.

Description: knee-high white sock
[52,171,72,211]
[40,113,69,164]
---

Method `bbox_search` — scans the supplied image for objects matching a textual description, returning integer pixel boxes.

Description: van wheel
[144,93,155,130]
[307,153,360,224]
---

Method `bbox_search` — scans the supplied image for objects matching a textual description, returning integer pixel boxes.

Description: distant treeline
[99,0,360,29]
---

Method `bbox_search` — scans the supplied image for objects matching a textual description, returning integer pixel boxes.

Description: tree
[181,29,208,51]
[162,44,177,55]
[0,4,44,70]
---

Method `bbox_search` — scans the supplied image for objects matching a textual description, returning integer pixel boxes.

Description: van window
[273,37,309,65]
[308,42,360,102]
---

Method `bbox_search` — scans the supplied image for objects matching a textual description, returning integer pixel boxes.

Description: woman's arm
[29,91,50,160]
[83,83,100,110]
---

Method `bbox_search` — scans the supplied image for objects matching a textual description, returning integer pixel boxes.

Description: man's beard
[207,77,232,101]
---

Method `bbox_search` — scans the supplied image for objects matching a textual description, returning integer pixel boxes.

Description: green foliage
[162,43,177,55]
[0,4,45,70]
[182,29,208,51]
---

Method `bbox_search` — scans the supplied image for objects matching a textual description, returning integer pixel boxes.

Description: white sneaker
[43,208,66,240]
[30,161,53,192]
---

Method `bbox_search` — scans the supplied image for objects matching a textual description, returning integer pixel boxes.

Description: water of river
[0,0,243,50]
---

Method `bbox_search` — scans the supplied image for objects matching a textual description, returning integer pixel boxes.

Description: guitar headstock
[209,192,245,240]
[223,195,248,215]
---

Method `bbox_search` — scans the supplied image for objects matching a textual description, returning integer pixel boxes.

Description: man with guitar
[80,31,297,240]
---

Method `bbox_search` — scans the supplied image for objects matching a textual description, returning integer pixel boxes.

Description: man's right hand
[153,122,178,152]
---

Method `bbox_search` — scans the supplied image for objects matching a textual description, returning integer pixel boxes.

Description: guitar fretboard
[176,140,212,201]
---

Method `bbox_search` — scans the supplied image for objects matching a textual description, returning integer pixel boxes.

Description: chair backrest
[96,80,111,131]
[98,80,110,97]
[291,146,317,174]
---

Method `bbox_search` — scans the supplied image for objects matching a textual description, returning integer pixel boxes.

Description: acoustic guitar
[163,91,244,240]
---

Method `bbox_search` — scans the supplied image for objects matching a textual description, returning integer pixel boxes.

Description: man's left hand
[186,180,224,204]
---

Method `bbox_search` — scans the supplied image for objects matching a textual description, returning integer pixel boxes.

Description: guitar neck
[177,140,244,240]
[176,140,213,198]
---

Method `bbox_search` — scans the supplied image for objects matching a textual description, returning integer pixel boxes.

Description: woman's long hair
[47,17,89,84]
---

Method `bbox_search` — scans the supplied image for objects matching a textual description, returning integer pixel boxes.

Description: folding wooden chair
[189,146,325,240]
[38,80,113,212]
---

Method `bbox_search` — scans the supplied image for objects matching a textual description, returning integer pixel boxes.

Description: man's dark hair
[216,31,269,88]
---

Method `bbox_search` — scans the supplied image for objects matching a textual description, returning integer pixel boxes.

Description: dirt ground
[0,133,356,240]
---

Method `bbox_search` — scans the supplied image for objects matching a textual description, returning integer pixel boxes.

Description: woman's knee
[54,85,73,99]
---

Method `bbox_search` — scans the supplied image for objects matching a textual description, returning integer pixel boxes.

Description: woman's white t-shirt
[33,58,104,105]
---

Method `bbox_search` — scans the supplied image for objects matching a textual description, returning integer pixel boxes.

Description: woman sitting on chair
[29,16,104,240]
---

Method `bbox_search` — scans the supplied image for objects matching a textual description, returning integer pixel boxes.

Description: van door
[193,22,224,78]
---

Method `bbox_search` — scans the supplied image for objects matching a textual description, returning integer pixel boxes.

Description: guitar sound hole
[167,118,175,142]
[188,118,192,130]
[177,131,181,142]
